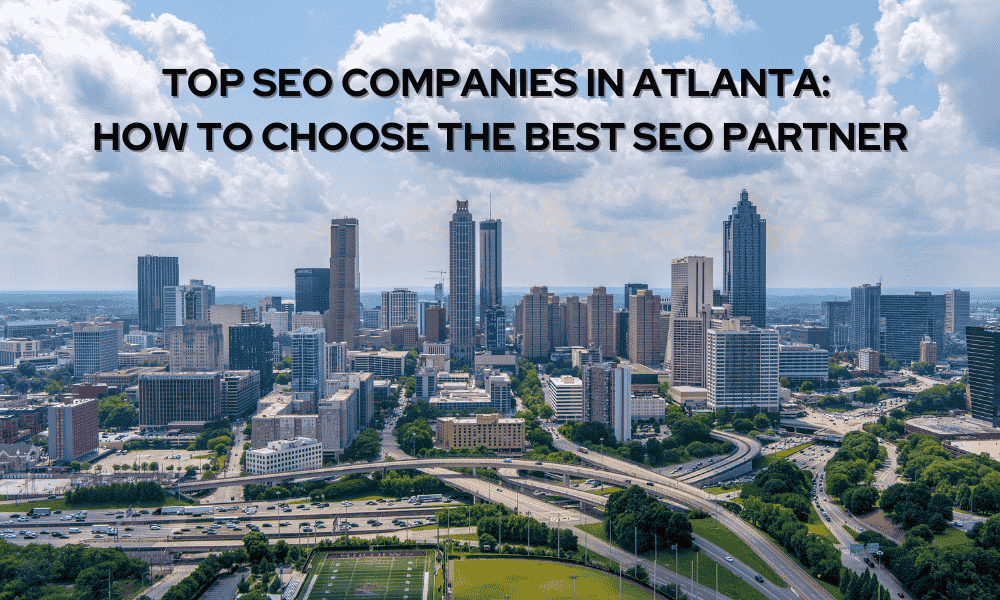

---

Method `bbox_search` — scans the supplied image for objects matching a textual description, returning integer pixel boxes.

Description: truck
[91,524,116,535]
[185,506,215,516]
[414,494,443,503]
[578,447,589,454]
[27,508,51,516]
[157,506,185,515]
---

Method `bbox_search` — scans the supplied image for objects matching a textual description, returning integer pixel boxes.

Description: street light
[570,575,578,600]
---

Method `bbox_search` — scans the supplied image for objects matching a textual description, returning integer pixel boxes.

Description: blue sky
[0,0,997,292]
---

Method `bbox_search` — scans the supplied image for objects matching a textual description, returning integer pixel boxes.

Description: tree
[243,531,273,563]
[16,362,36,378]
[107,404,139,429]
[645,438,664,465]
[753,412,771,431]
[798,381,815,394]
[274,540,290,562]
[733,418,754,434]
[478,533,497,552]
[911,361,935,375]
[276,372,292,385]
[779,377,791,389]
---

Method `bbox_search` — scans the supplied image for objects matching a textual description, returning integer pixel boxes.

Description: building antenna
[489,193,492,220]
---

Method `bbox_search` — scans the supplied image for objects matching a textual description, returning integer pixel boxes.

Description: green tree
[753,412,771,431]
[243,531,273,563]
[478,533,497,552]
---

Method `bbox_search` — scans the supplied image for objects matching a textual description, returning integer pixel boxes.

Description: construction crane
[424,269,447,284]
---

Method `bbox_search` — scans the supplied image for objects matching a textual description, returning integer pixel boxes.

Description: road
[142,565,197,600]
[205,422,248,504]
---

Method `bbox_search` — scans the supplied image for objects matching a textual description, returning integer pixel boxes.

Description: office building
[434,282,444,305]
[945,290,971,335]
[138,372,222,426]
[668,256,713,381]
[295,268,330,314]
[162,280,215,345]
[0,339,40,366]
[3,320,57,340]
[246,437,322,475]
[628,289,663,368]
[435,414,525,452]
[880,292,945,365]
[449,200,476,364]
[484,306,506,353]
[787,325,831,351]
[850,283,882,352]
[137,255,179,333]
[291,327,326,403]
[221,370,261,419]
[47,397,98,462]
[858,348,880,374]
[124,331,159,350]
[669,315,708,387]
[671,256,713,318]
[318,388,361,456]
[631,396,665,422]
[521,286,551,360]
[348,350,407,378]
[229,323,275,394]
[563,296,587,348]
[326,341,348,375]
[292,312,325,331]
[823,301,851,349]
[208,304,254,368]
[480,217,502,330]
[587,287,615,358]
[424,305,447,343]
[624,283,648,299]
[390,324,418,349]
[261,308,291,336]
[381,288,418,329]
[778,344,830,385]
[485,371,512,413]
[417,300,435,336]
[920,336,938,364]
[967,326,1000,426]
[706,320,779,412]
[615,310,629,358]
[257,296,283,319]
[328,217,360,349]
[548,293,565,349]
[361,307,381,330]
[723,189,767,328]
[72,322,120,376]
[544,375,584,421]
[168,321,223,373]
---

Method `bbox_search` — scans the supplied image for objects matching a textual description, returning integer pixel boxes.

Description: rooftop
[907,416,1000,437]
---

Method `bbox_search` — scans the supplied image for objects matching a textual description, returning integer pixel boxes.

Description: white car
[725,556,733,563]
[150,525,161,530]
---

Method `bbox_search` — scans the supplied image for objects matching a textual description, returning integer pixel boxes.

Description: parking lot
[90,448,217,475]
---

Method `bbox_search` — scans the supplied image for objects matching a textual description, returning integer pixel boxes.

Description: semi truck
[185,506,215,516]
[91,524,116,535]
[156,506,185,515]
[27,508,51,516]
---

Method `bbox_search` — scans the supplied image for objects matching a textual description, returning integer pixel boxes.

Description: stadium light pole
[570,575,578,600]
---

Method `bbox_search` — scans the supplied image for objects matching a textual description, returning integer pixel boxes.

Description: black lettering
[407,123,429,151]
[342,69,368,98]
[688,69,709,97]
[778,123,802,151]
[576,122,599,151]
[659,123,681,151]
[723,123,747,151]
[526,123,549,151]
[554,69,577,97]
[188,68,217,97]
[279,69,301,97]
[748,123,776,152]
[711,70,739,97]
[740,69,766,97]
[436,69,460,97]
[371,68,400,97]
[885,123,907,151]
[859,123,880,151]
[552,123,574,151]
[490,69,516,97]
[303,69,333,97]
[223,122,252,151]
[162,69,186,97]
[437,123,461,151]
[602,123,625,151]
[493,123,515,151]
[632,69,661,97]
[263,123,288,151]
[254,69,277,97]
[380,122,404,151]
[196,123,222,151]
[350,123,379,152]
[830,122,855,151]
[319,123,347,151]
[220,69,244,97]
[530,69,552,97]
[461,70,488,97]
[122,123,151,151]
[792,69,821,97]
[464,123,490,151]
[684,122,713,151]
[154,122,188,151]
[802,123,827,151]
[633,123,656,151]
[290,122,315,151]
[403,69,433,96]
[94,122,119,151]
[769,69,794,97]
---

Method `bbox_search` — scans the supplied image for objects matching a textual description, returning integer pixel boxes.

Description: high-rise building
[295,268,330,314]
[163,280,215,345]
[449,200,476,364]
[424,305,447,343]
[706,320,779,412]
[434,283,444,305]
[291,327,326,403]
[850,283,881,352]
[258,296,282,319]
[168,321,223,372]
[668,256,713,377]
[480,218,502,329]
[521,286,551,360]
[381,288,418,329]
[723,189,767,328]
[669,315,708,387]
[628,289,663,368]
[945,290,971,335]
[138,372,222,426]
[624,283,648,300]
[361,307,380,330]
[967,325,1000,426]
[328,217,360,349]
[615,310,629,358]
[72,322,119,376]
[262,308,291,336]
[544,375,584,421]
[548,293,565,349]
[229,323,275,394]
[822,301,850,349]
[137,255,178,333]
[880,292,945,365]
[564,296,588,348]
[671,257,713,318]
[47,397,99,462]
[787,325,831,351]
[208,304,255,368]
[587,287,615,358]
[326,341,348,374]
[778,344,830,385]
[485,372,512,413]
[858,348,880,374]
[221,370,261,419]
[484,306,506,353]
[919,336,938,364]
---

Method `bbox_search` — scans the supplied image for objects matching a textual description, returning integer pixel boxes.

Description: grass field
[806,504,838,544]
[454,559,646,600]
[575,522,767,600]
[6,495,191,512]
[705,484,742,495]
[305,550,432,600]
[843,525,860,539]
[690,518,784,587]
[592,487,626,496]
[760,443,812,467]
[935,527,973,548]
[752,528,844,600]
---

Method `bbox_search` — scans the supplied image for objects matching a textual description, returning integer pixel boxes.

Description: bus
[214,515,239,523]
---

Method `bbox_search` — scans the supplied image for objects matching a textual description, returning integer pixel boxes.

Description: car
[39,530,49,534]
[754,575,764,583]
[296,505,305,508]
[205,530,216,535]
[282,508,292,513]
[535,461,543,466]
[646,482,654,487]
[503,458,512,463]
[150,525,161,530]
[725,556,733,563]
[262,523,272,527]
[122,533,131,538]
[496,488,502,492]
[366,501,377,505]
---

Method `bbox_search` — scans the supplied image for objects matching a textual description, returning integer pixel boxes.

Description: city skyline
[1,1,997,291]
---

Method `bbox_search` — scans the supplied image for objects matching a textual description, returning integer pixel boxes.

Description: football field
[304,551,431,600]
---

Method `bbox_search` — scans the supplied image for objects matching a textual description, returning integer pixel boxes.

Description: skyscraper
[880,292,945,365]
[823,300,851,350]
[628,289,663,368]
[230,323,275,394]
[564,296,588,347]
[380,288,418,329]
[291,327,327,403]
[521,286,551,360]
[168,321,223,373]
[162,279,215,345]
[668,256,713,375]
[449,200,475,364]
[587,287,615,358]
[967,326,1000,426]
[484,306,506,353]
[480,218,502,329]
[850,283,882,352]
[723,189,767,328]
[624,283,648,301]
[137,255,178,333]
[328,218,359,349]
[295,268,331,314]
[72,322,119,376]
[945,290,971,335]
[707,320,779,412]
